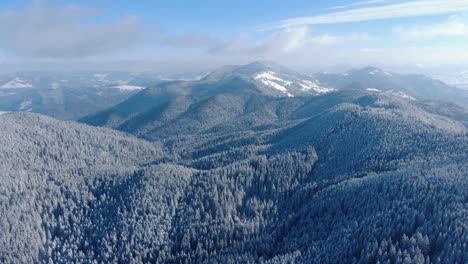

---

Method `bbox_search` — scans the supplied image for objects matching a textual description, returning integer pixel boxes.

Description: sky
[1,0,468,72]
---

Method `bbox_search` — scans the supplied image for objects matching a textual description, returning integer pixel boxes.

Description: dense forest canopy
[1,74,467,263]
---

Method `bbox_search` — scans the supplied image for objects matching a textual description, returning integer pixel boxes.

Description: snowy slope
[254,70,333,97]
[254,71,294,97]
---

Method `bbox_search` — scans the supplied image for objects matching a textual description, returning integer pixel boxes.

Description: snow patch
[366,88,381,92]
[369,69,380,75]
[158,76,175,81]
[114,85,145,91]
[255,71,333,96]
[255,71,294,97]
[1,77,33,89]
[112,80,144,91]
[301,80,334,94]
[255,71,292,86]
[258,79,294,97]
[384,90,416,100]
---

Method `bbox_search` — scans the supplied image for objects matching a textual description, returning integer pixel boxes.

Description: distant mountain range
[81,62,468,139]
[0,71,173,119]
[1,62,467,263]
[313,66,468,107]
[80,62,335,135]
[2,63,467,120]
[436,70,468,90]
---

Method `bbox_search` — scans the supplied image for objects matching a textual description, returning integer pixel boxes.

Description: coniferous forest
[1,61,467,263]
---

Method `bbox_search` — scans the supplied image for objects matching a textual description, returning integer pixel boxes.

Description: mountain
[161,89,467,263]
[81,62,468,140]
[80,62,334,136]
[202,61,333,97]
[3,62,468,263]
[0,112,167,263]
[314,66,468,107]
[0,71,168,120]
[2,85,467,263]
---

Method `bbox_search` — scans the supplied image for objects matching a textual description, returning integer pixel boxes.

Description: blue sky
[1,0,468,71]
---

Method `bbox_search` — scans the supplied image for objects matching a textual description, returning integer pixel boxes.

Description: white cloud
[162,33,216,47]
[327,0,397,10]
[309,34,344,46]
[260,0,468,30]
[272,27,309,52]
[207,33,250,54]
[0,1,141,58]
[356,46,468,65]
[394,15,468,39]
[209,27,372,56]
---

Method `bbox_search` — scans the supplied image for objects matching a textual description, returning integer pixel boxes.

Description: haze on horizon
[0,0,468,73]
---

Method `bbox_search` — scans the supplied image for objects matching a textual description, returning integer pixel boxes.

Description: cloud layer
[260,0,468,30]
[0,1,141,58]
[394,15,468,39]
[208,27,371,57]
[327,0,396,10]
[1,0,468,70]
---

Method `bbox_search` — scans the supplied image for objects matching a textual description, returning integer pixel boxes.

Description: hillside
[81,63,468,141]
[80,62,333,132]
[2,79,467,263]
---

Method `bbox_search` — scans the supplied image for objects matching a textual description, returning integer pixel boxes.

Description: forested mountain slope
[2,79,467,264]
[0,113,168,263]
[81,62,468,141]
[80,62,332,132]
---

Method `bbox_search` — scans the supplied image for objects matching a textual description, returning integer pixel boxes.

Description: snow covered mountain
[203,61,334,97]
[80,63,468,143]
[314,66,468,107]
[80,62,337,131]
[2,62,467,263]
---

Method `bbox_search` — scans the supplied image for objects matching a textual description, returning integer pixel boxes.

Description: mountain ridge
[81,62,468,141]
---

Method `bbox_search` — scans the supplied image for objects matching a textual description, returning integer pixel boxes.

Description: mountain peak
[234,61,280,75]
[200,61,334,97]
[202,61,289,82]
[361,66,381,71]
[245,60,273,68]
[344,66,392,77]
